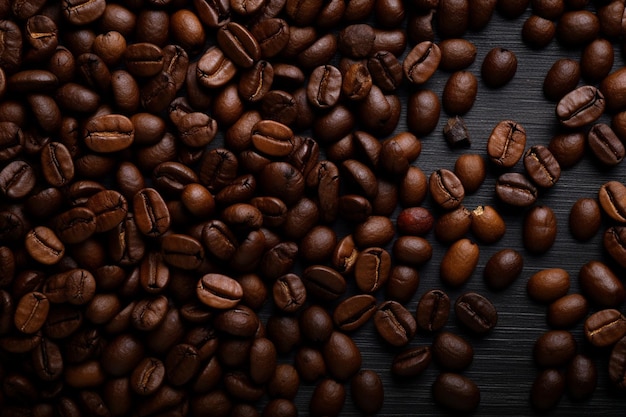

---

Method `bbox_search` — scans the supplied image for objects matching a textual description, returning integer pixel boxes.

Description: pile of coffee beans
[1,0,626,415]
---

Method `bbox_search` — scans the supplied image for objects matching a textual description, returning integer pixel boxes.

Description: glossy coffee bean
[484,248,524,290]
[391,346,432,377]
[556,85,605,128]
[196,274,243,309]
[25,226,64,265]
[440,238,479,287]
[434,206,472,243]
[455,292,497,334]
[403,41,441,85]
[439,39,476,71]
[569,198,601,241]
[470,205,506,244]
[524,145,561,188]
[322,331,362,381]
[547,294,589,328]
[566,354,597,400]
[531,369,564,411]
[527,268,570,303]
[432,373,480,413]
[407,89,440,136]
[522,15,556,48]
[604,226,626,268]
[523,206,557,254]
[585,309,626,347]
[543,58,580,101]
[14,291,49,334]
[442,71,477,115]
[302,265,346,301]
[599,181,626,223]
[429,169,464,210]
[309,378,345,417]
[374,301,417,347]
[333,294,377,332]
[556,10,599,46]
[495,173,538,207]
[534,330,577,367]
[432,331,473,371]
[354,247,391,293]
[609,336,626,390]
[299,305,332,343]
[588,123,624,167]
[416,289,450,332]
[579,260,626,307]
[487,120,526,167]
[350,370,384,415]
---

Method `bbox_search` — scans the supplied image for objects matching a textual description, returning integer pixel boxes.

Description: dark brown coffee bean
[443,116,471,148]
[487,120,526,167]
[543,58,580,101]
[523,206,557,254]
[432,373,480,413]
[217,22,260,68]
[0,160,35,199]
[531,369,564,411]
[374,300,417,347]
[609,336,626,390]
[604,226,626,268]
[522,15,556,48]
[251,18,290,59]
[556,10,599,46]
[196,47,237,89]
[439,39,476,71]
[438,0,469,37]
[455,292,497,334]
[251,119,294,158]
[601,68,626,113]
[295,346,326,383]
[548,294,589,328]
[131,357,165,396]
[548,131,585,168]
[197,274,243,309]
[482,47,517,88]
[581,39,613,83]
[354,247,391,293]
[495,172,538,207]
[396,207,433,236]
[350,370,383,415]
[534,330,577,367]
[391,345,431,377]
[588,123,625,167]
[484,248,524,290]
[322,331,362,381]
[407,89,440,137]
[403,41,441,85]
[433,331,474,371]
[569,198,601,241]
[393,236,432,266]
[470,205,506,244]
[132,188,170,238]
[367,51,402,92]
[25,226,65,265]
[524,145,561,188]
[556,85,605,128]
[302,265,346,301]
[440,238,479,287]
[429,169,464,210]
[273,274,306,314]
[599,181,626,223]
[309,378,345,417]
[331,284,376,326]
[579,260,626,307]
[585,309,626,347]
[434,206,472,243]
[338,24,375,58]
[14,292,49,334]
[307,65,342,109]
[416,289,450,332]
[566,354,597,400]
[442,70,477,115]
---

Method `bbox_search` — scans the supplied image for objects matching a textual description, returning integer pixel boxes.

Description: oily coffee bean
[487,120,527,167]
[432,373,480,413]
[481,47,517,88]
[484,248,524,290]
[333,294,377,332]
[350,370,384,415]
[273,274,306,314]
[569,198,601,241]
[0,160,36,199]
[374,300,417,347]
[367,51,402,92]
[416,289,450,332]
[588,123,625,166]
[601,68,626,113]
[470,205,506,244]
[584,309,626,347]
[251,120,294,158]
[534,330,577,368]
[133,188,170,238]
[566,354,597,400]
[523,206,557,254]
[556,85,605,128]
[322,331,362,381]
[548,293,589,328]
[429,169,464,210]
[455,292,498,334]
[524,145,561,188]
[581,39,613,83]
[40,142,74,187]
[309,378,345,417]
[131,357,165,396]
[432,331,474,371]
[354,216,394,248]
[302,265,346,301]
[604,226,626,268]
[531,369,564,411]
[440,238,479,287]
[527,268,570,303]
[354,247,392,293]
[495,172,538,207]
[391,346,432,378]
[599,181,626,223]
[579,260,626,307]
[196,274,243,309]
[543,58,580,101]
[299,305,333,344]
[25,226,65,265]
[14,291,49,334]
[85,190,128,233]
[403,41,441,85]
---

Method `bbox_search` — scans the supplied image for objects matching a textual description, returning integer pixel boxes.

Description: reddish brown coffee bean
[440,238,479,287]
[579,260,626,307]
[527,268,570,303]
[547,294,589,328]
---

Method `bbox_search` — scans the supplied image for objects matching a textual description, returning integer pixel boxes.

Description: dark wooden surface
[273,5,626,417]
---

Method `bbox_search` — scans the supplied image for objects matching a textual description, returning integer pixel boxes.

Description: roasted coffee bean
[556,10,599,46]
[267,363,299,399]
[407,89,440,137]
[609,336,626,390]
[393,236,432,266]
[25,226,65,265]
[579,260,626,307]
[197,274,243,309]
[566,354,597,400]
[470,205,506,243]
[481,47,517,88]
[273,274,306,313]
[455,292,497,334]
[432,373,480,412]
[298,305,332,344]
[433,331,474,371]
[487,120,526,167]
[556,85,605,128]
[484,248,524,290]
[443,116,471,148]
[133,188,170,238]
[588,123,625,166]
[599,181,626,223]
[438,0,470,37]
[295,346,326,383]
[300,225,337,264]
[524,145,561,188]
[396,207,433,236]
[548,294,589,328]
[322,331,362,381]
[331,235,358,275]
[534,330,577,367]
[354,247,391,293]
[527,268,570,303]
[601,68,626,113]
[302,265,346,301]
[523,206,557,254]
[0,160,35,199]
[374,300,417,347]
[338,24,375,58]
[342,62,372,100]
[367,51,402,92]
[439,39,476,71]
[309,378,345,417]
[131,357,165,396]
[604,226,626,268]
[379,131,421,176]
[333,294,377,332]
[585,309,626,347]
[391,345,432,377]
[581,39,613,83]
[416,289,450,332]
[350,370,384,415]
[440,238,479,287]
[353,216,394,248]
[251,119,294,157]
[569,198,601,241]
[531,369,564,411]
[403,41,441,85]
[429,169,464,210]
[522,15,556,48]
[14,291,49,334]
[442,71,477,115]
[543,58,580,101]
[434,206,472,243]
[495,172,538,207]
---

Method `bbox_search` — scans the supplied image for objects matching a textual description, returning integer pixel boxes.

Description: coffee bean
[487,120,527,167]
[14,291,49,334]
[396,207,434,236]
[524,145,561,188]
[440,238,479,287]
[130,357,165,396]
[543,58,580,101]
[196,274,243,309]
[353,216,395,248]
[523,206,557,254]
[482,47,517,88]
[547,294,589,328]
[367,51,402,92]
[455,292,498,334]
[495,172,538,207]
[295,346,326,383]
[599,181,626,222]
[527,268,570,303]
[25,226,65,265]
[350,370,384,415]
[601,68,626,113]
[400,166,429,207]
[442,71,477,115]
[309,378,345,417]
[579,260,626,307]
[416,289,450,332]
[471,205,506,243]
[438,0,470,37]
[432,373,480,413]
[433,331,474,371]
[566,354,597,400]
[302,265,346,301]
[354,247,392,292]
[273,274,306,314]
[85,189,128,233]
[386,266,420,303]
[374,300,417,346]
[585,309,626,347]
[534,330,577,367]
[556,85,605,128]
[581,39,614,83]
[391,346,432,377]
[609,336,626,390]
[556,10,599,46]
[569,198,601,241]
[531,369,564,411]
[407,89,440,136]
[439,38,476,71]
[249,337,277,385]
[333,294,377,332]
[522,15,556,48]
[484,248,524,290]
[588,123,625,167]
[604,226,626,268]
[403,41,441,85]
[429,169,465,210]
[434,206,472,243]
[443,116,471,148]
[0,160,35,199]
[322,331,362,381]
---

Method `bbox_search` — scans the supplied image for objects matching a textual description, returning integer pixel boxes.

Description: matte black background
[256,4,626,417]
